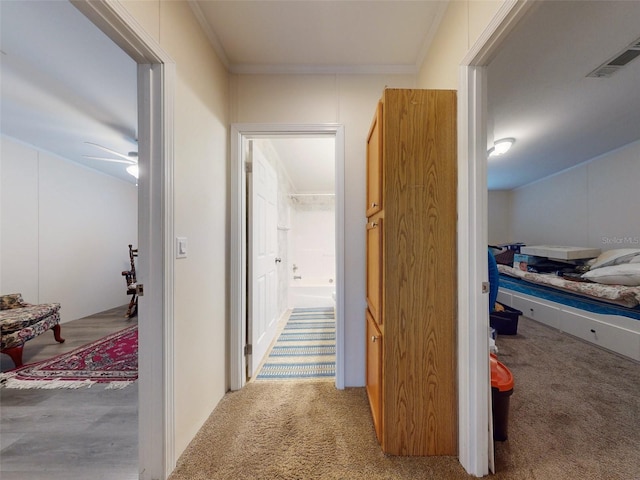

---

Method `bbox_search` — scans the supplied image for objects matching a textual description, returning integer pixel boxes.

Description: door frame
[230,124,346,390]
[71,1,176,478]
[457,0,535,476]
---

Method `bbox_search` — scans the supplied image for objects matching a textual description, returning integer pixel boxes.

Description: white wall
[289,197,336,285]
[418,0,504,89]
[510,140,640,250]
[0,135,137,322]
[231,73,417,386]
[488,190,512,245]
[122,0,230,459]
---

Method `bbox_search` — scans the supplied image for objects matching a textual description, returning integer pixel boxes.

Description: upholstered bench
[0,293,65,368]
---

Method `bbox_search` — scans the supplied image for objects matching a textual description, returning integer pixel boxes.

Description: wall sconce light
[488,138,515,157]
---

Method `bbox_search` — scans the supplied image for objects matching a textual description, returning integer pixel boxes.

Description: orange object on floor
[490,353,514,392]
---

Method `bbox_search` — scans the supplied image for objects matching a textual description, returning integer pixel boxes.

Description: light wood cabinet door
[366,101,382,217]
[366,309,383,442]
[366,217,383,325]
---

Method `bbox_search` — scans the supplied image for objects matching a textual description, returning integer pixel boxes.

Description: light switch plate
[176,237,188,258]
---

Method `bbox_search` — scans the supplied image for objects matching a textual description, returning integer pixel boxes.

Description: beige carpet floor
[493,316,640,479]
[169,316,640,480]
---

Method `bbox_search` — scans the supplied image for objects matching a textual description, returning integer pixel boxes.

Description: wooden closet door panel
[382,89,457,456]
[365,89,457,457]
[366,101,383,217]
[366,309,383,442]
[366,217,383,325]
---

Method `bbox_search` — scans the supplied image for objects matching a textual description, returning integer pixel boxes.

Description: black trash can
[490,353,514,441]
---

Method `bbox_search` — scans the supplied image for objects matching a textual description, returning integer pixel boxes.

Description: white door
[247,142,279,377]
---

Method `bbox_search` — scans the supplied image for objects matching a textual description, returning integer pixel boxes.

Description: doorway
[73,2,176,478]
[1,0,174,477]
[457,1,536,476]
[247,136,337,381]
[231,124,345,390]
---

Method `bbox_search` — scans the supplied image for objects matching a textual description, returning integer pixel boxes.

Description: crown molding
[187,0,230,69]
[229,63,418,76]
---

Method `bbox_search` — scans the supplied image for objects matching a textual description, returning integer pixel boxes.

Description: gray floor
[0,305,138,479]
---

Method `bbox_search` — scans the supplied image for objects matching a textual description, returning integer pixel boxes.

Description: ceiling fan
[83,142,139,178]
[83,142,138,164]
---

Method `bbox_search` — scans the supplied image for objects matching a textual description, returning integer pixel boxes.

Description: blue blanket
[499,274,640,321]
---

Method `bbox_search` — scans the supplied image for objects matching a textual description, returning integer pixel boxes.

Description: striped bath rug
[256,307,335,380]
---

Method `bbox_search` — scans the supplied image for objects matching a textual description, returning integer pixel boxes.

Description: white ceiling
[1,1,639,190]
[266,136,336,194]
[191,0,447,74]
[487,1,640,190]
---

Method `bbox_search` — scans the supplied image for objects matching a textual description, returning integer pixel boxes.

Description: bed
[498,265,640,315]
[495,248,640,362]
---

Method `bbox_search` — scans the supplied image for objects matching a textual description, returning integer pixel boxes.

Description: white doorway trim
[71,1,176,478]
[230,124,346,391]
[457,0,536,476]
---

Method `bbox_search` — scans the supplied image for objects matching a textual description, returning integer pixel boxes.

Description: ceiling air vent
[587,36,640,78]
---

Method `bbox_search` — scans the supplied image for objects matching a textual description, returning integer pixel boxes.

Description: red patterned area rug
[0,325,137,389]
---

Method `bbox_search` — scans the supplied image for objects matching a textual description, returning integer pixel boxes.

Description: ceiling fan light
[126,165,139,179]
[488,138,515,157]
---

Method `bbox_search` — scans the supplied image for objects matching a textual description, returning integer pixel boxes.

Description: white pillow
[589,249,640,269]
[582,263,640,286]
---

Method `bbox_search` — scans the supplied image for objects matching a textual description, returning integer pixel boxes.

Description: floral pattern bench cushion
[1,303,61,332]
[1,311,61,350]
[1,293,27,310]
[0,294,62,350]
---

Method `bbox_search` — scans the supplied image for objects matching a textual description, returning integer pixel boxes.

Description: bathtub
[288,277,336,309]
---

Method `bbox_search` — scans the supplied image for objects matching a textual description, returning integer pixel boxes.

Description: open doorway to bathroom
[250,136,337,382]
[274,137,336,311]
[230,124,345,391]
